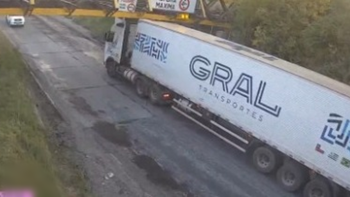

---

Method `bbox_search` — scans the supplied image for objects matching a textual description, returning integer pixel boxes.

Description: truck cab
[104,18,138,71]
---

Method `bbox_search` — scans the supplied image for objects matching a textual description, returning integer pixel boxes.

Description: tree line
[229,0,350,84]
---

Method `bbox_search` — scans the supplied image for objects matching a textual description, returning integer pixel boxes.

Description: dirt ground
[26,56,93,197]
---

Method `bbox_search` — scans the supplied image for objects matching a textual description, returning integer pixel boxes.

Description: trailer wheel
[346,190,350,197]
[135,77,148,98]
[303,177,332,197]
[277,161,308,192]
[149,84,162,105]
[106,60,117,78]
[252,146,281,174]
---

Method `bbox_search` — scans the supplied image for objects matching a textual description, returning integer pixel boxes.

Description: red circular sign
[179,0,190,11]
[127,3,135,11]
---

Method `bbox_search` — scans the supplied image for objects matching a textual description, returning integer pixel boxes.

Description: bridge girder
[0,0,233,29]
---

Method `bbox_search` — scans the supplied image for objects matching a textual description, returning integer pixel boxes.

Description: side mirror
[116,22,125,28]
[104,31,114,42]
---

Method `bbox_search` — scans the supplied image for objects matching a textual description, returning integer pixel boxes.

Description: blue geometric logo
[133,32,169,63]
[320,113,350,152]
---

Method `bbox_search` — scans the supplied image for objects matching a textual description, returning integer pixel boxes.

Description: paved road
[0,16,298,197]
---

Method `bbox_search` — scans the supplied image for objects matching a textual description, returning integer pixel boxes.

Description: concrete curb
[2,29,67,122]
[3,31,56,107]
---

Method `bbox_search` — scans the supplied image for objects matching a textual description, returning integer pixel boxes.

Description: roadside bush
[301,0,350,83]
[230,0,350,84]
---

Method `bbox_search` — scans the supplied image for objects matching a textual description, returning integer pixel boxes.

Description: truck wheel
[303,177,332,197]
[106,60,117,78]
[277,161,308,192]
[330,181,341,197]
[347,190,350,197]
[135,77,148,98]
[149,84,162,105]
[252,146,281,174]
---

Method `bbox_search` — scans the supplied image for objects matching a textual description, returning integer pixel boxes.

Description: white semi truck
[103,18,350,197]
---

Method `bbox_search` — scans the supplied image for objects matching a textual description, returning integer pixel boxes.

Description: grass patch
[0,31,90,197]
[71,16,114,40]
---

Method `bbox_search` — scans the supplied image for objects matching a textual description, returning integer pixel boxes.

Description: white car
[6,15,25,27]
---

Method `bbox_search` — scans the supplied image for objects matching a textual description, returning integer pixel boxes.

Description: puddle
[92,121,131,147]
[69,96,99,117]
[93,121,195,195]
[133,154,181,190]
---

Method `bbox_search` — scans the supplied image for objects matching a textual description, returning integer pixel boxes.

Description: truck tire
[277,161,308,192]
[347,190,350,197]
[330,181,341,197]
[106,60,117,78]
[135,77,148,98]
[252,146,281,174]
[303,177,332,197]
[149,83,162,105]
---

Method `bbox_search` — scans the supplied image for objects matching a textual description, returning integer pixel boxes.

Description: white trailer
[103,18,350,197]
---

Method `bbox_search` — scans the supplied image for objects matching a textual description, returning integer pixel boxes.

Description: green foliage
[0,31,62,197]
[301,0,350,82]
[0,31,91,197]
[231,0,350,84]
[72,17,114,40]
